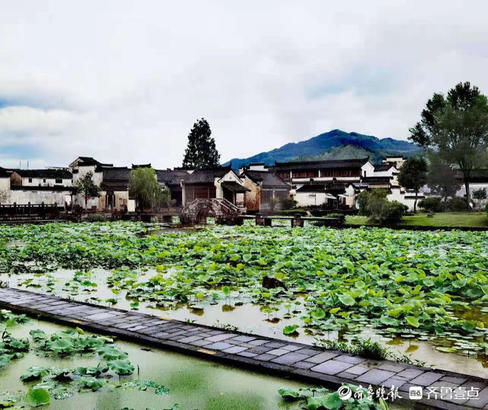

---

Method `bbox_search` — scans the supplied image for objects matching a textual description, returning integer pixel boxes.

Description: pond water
[1,319,317,410]
[2,267,488,379]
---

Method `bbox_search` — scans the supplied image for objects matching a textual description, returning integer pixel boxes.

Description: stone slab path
[0,287,486,409]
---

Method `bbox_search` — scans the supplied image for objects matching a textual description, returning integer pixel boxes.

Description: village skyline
[1,1,488,169]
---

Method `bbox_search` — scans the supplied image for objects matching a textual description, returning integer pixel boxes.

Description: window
[292,170,318,178]
[55,178,62,184]
[43,178,46,183]
[28,178,32,183]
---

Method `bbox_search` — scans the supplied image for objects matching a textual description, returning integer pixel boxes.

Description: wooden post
[264,217,272,226]
[256,215,265,226]
[292,216,304,228]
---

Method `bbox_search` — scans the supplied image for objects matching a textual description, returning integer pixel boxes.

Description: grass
[346,212,488,228]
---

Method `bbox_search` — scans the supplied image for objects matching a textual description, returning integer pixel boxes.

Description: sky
[1,1,488,169]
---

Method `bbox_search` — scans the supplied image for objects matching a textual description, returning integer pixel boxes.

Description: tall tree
[398,157,428,213]
[73,172,101,208]
[410,82,488,203]
[182,118,220,169]
[426,153,461,202]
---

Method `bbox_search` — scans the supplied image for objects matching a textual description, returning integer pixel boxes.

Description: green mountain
[224,129,422,169]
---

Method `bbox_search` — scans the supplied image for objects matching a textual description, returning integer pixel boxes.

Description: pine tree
[182,118,220,169]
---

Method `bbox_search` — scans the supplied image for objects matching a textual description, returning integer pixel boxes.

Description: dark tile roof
[456,169,488,183]
[74,156,113,167]
[0,167,11,178]
[10,185,74,192]
[241,170,289,189]
[221,181,249,193]
[183,167,232,184]
[272,158,369,171]
[156,169,190,186]
[361,176,392,185]
[100,167,130,181]
[132,163,151,169]
[296,184,326,193]
[14,169,72,179]
[374,164,395,172]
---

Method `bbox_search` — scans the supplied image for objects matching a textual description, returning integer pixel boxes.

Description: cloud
[0,0,487,168]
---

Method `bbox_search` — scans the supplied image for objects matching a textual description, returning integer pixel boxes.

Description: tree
[398,157,428,213]
[410,82,488,203]
[356,189,406,225]
[129,167,172,210]
[426,153,461,202]
[73,172,101,208]
[182,118,220,169]
[473,188,487,210]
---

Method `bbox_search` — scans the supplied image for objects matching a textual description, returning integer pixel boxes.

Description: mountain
[224,129,422,169]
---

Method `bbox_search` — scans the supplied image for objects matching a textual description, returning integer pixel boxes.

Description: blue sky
[0,0,487,168]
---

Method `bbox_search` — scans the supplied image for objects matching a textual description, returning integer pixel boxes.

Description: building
[6,168,73,207]
[181,167,249,208]
[156,169,190,207]
[97,166,131,211]
[272,158,373,184]
[239,165,290,212]
[382,156,406,170]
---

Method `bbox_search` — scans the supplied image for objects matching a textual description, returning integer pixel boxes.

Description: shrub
[418,197,443,212]
[446,197,470,212]
[326,213,345,218]
[356,190,387,215]
[85,214,107,222]
[368,200,407,225]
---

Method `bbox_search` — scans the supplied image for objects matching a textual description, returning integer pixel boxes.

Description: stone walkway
[0,287,486,409]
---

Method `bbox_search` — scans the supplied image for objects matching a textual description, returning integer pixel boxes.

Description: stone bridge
[180,198,242,225]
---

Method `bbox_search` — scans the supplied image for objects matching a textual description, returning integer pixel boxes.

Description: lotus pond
[0,222,487,377]
[1,310,334,409]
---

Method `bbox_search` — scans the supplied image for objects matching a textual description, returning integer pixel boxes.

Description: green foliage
[20,366,50,382]
[73,172,101,208]
[107,359,134,375]
[278,385,386,409]
[410,82,488,203]
[182,118,220,169]
[473,188,487,209]
[418,197,443,212]
[365,194,407,225]
[316,338,388,361]
[446,197,470,212]
[3,222,488,356]
[398,157,428,213]
[426,153,461,200]
[283,325,299,336]
[129,167,172,210]
[356,189,387,216]
[25,388,50,407]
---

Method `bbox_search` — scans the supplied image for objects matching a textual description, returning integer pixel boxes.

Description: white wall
[72,165,103,186]
[294,191,328,207]
[9,190,71,206]
[21,177,72,187]
[387,187,425,211]
[215,171,245,199]
[456,182,488,208]
[361,161,376,177]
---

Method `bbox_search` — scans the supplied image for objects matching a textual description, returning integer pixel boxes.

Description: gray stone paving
[0,287,487,409]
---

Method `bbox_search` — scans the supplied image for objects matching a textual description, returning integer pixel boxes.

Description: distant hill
[224,129,422,169]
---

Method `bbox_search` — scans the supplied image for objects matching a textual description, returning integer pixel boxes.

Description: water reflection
[2,268,488,378]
